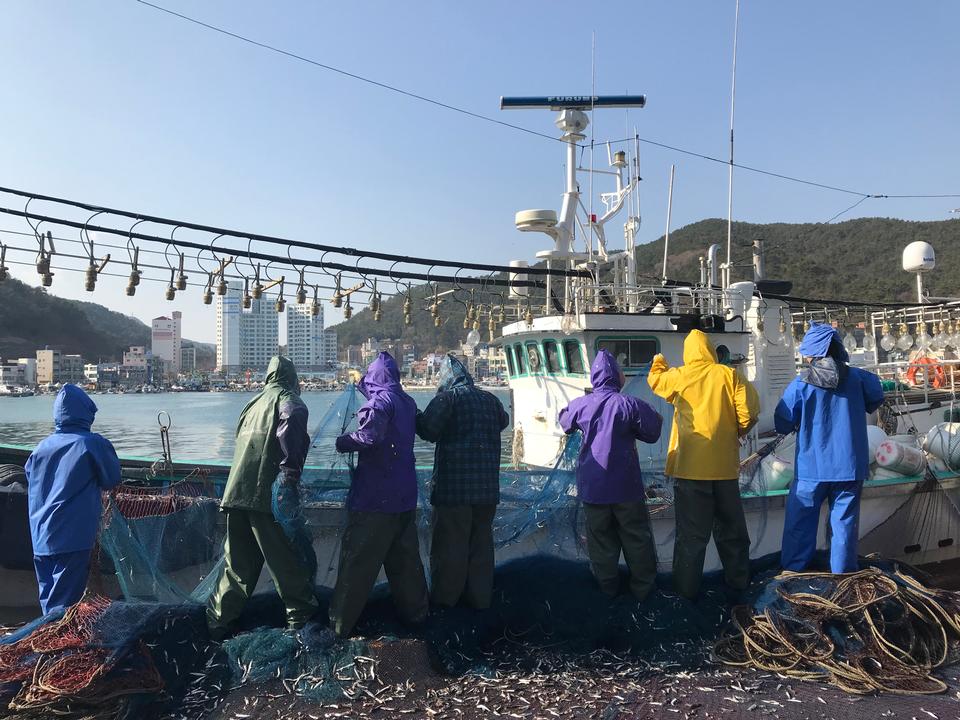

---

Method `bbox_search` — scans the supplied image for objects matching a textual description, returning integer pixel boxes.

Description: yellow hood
[683,330,718,366]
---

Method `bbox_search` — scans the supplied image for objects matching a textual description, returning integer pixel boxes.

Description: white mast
[724,0,741,289]
[662,164,676,284]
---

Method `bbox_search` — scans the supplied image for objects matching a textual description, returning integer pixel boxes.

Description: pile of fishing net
[715,565,960,694]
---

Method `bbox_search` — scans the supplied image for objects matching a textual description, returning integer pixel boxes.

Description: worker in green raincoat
[207,356,319,639]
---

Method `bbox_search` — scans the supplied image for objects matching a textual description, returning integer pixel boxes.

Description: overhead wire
[132,0,561,144]
[0,205,556,288]
[0,186,584,279]
[129,3,960,206]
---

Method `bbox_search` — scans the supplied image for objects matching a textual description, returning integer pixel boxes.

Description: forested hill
[0,278,215,367]
[333,217,960,349]
[636,217,960,302]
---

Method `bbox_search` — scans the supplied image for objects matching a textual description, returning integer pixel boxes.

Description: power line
[0,206,551,289]
[0,185,584,279]
[824,195,871,224]
[133,0,561,144]
[131,3,960,208]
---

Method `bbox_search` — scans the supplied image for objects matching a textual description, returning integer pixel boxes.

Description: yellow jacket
[647,330,759,480]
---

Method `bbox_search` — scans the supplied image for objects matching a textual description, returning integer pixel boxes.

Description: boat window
[564,340,585,374]
[525,343,543,373]
[543,340,561,373]
[596,338,659,368]
[513,343,527,374]
[504,346,516,376]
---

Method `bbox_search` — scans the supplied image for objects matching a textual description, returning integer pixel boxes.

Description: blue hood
[54,384,97,432]
[799,323,849,363]
[437,354,473,393]
[358,352,402,398]
[590,349,623,393]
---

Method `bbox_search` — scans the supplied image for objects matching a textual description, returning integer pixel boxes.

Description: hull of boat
[3,440,959,612]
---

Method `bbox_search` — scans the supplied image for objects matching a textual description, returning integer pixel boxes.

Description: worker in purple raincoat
[559,350,663,600]
[331,352,428,637]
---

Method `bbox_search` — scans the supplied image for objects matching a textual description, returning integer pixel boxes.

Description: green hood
[265,356,300,394]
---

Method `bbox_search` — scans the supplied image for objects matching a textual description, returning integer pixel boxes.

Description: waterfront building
[151,312,182,376]
[36,348,60,384]
[60,354,85,384]
[180,344,197,373]
[286,303,337,370]
[216,282,279,373]
[123,346,148,369]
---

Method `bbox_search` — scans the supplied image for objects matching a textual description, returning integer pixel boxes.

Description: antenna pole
[724,0,741,289]
[662,164,675,284]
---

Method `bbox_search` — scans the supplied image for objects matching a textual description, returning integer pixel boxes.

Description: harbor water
[0,389,513,464]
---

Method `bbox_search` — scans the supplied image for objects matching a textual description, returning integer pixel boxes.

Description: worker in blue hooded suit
[775,323,884,573]
[24,384,121,614]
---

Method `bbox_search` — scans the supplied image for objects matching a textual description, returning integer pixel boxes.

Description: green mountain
[0,278,215,368]
[332,217,960,348]
[636,217,960,302]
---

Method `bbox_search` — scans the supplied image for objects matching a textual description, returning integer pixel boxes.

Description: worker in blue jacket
[774,324,884,574]
[24,384,121,614]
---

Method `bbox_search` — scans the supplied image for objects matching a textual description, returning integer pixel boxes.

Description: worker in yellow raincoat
[647,330,760,600]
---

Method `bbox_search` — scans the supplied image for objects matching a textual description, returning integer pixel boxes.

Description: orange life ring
[906,356,946,389]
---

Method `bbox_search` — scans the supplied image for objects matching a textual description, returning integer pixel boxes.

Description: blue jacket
[775,356,884,483]
[24,384,121,555]
[335,352,418,513]
[559,350,663,504]
[416,355,510,506]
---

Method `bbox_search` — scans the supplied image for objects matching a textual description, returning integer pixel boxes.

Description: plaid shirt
[416,384,510,506]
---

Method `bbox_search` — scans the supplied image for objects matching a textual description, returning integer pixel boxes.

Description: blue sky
[0,1,957,343]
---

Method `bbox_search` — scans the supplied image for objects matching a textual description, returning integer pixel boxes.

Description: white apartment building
[151,311,182,376]
[216,282,279,373]
[286,302,338,370]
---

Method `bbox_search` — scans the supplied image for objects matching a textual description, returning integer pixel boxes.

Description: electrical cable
[0,206,557,288]
[0,185,585,279]
[132,0,562,145]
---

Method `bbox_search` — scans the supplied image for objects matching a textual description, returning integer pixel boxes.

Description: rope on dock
[714,566,960,694]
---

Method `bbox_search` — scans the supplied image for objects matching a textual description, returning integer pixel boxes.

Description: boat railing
[859,357,960,406]
[572,283,726,315]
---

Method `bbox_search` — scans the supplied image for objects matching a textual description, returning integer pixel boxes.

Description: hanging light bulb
[295,270,307,304]
[916,315,932,351]
[331,273,343,308]
[861,310,876,352]
[948,315,960,349]
[880,311,896,352]
[203,287,213,305]
[777,308,788,344]
[310,286,320,317]
[932,312,948,351]
[175,253,188,291]
[497,305,506,324]
[465,328,481,351]
[841,309,857,352]
[524,303,534,328]
[487,312,496,342]
[344,295,353,320]
[165,268,176,301]
[217,276,228,296]
[754,316,768,348]
[242,277,252,309]
[373,292,383,322]
[896,314,914,352]
[434,315,442,328]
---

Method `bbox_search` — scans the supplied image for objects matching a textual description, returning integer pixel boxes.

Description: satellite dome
[902,241,935,273]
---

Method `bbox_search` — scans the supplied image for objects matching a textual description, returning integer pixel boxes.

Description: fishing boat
[2,100,959,615]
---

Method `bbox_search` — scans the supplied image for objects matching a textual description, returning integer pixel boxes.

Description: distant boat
[0,385,34,397]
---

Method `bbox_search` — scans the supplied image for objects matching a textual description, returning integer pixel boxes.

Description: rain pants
[559,350,663,600]
[25,384,121,614]
[647,330,760,598]
[331,352,427,637]
[208,357,318,634]
[775,324,885,573]
[416,355,510,608]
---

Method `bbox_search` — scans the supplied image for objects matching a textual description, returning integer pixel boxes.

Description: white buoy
[866,425,888,463]
[875,439,927,476]
[922,423,960,469]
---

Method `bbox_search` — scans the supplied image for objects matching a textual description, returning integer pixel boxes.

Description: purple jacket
[335,352,418,513]
[558,350,662,504]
